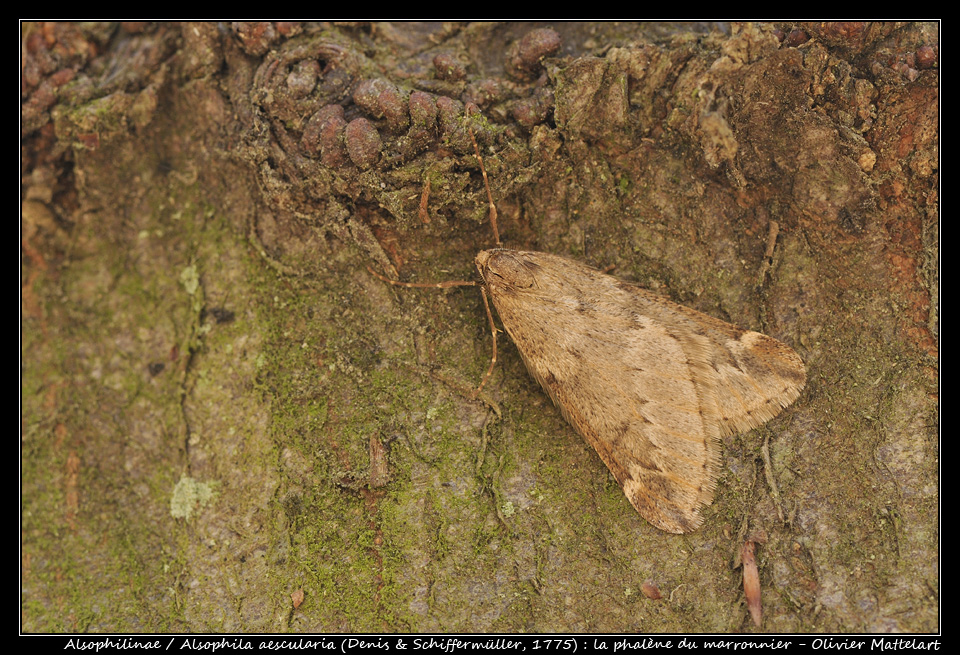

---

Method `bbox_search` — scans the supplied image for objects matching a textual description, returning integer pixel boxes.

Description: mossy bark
[21,21,938,632]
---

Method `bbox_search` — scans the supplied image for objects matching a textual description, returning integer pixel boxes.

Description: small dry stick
[742,539,762,627]
[418,177,431,224]
[756,219,780,287]
[368,129,503,398]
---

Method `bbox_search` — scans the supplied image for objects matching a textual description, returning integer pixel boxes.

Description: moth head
[476,249,538,291]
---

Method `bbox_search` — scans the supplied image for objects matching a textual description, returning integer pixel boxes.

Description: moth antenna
[368,264,496,399]
[470,286,499,399]
[366,265,477,289]
[469,128,500,246]
[370,130,503,402]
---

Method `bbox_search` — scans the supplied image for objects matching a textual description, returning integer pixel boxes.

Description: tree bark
[21,21,938,633]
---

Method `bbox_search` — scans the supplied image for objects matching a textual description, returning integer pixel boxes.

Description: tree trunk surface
[21,21,938,633]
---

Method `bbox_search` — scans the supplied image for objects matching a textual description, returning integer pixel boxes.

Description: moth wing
[487,252,805,533]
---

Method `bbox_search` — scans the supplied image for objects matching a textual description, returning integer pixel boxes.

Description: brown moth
[372,136,806,534]
[473,249,805,533]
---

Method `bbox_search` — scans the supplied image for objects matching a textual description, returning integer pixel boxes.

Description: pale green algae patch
[169,475,219,520]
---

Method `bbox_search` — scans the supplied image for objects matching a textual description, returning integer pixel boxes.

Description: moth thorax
[476,249,536,289]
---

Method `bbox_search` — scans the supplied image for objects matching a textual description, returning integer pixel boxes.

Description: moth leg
[469,129,500,247]
[470,286,499,399]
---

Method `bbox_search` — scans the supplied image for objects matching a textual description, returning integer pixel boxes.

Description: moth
[372,136,806,534]
[474,248,805,533]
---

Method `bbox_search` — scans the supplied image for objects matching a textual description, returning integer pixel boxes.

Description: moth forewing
[475,249,806,534]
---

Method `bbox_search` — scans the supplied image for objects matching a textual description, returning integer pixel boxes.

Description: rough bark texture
[21,21,938,633]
